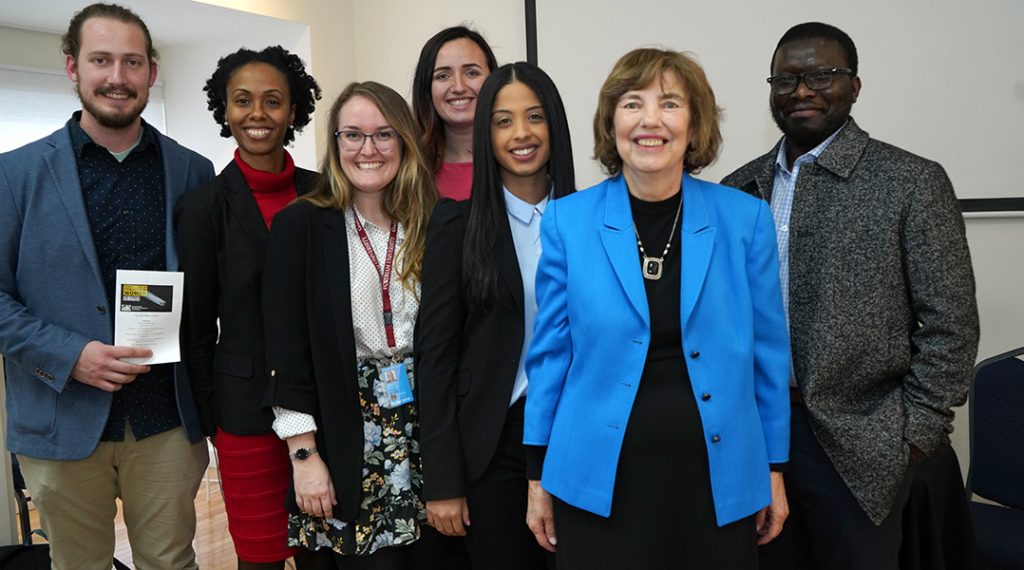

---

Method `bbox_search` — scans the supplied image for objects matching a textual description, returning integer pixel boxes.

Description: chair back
[967,346,1024,509]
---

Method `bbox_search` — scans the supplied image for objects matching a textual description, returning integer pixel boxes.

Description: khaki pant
[18,424,209,570]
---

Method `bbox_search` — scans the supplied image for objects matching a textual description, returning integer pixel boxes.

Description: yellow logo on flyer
[122,284,148,297]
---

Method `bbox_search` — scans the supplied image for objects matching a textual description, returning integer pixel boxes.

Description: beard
[770,104,848,152]
[77,84,149,130]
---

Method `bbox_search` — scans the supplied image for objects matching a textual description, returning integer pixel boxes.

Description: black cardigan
[415,198,528,500]
[262,200,364,522]
[175,162,318,436]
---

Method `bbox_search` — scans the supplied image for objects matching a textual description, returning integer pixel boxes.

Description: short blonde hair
[305,81,437,289]
[593,48,722,175]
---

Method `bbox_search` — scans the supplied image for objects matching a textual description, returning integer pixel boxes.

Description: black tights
[332,547,409,570]
[236,548,333,570]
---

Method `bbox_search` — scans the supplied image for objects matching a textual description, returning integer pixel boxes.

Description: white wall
[538,0,1024,196]
[954,216,1024,465]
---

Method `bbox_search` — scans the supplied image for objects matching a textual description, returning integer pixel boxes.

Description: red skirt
[215,428,300,563]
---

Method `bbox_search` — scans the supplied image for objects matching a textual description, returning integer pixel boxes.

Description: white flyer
[114,270,184,364]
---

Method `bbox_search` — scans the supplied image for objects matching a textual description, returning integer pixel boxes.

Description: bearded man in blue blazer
[0,4,213,568]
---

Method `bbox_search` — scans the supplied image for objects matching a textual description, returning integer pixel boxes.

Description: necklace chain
[633,196,683,281]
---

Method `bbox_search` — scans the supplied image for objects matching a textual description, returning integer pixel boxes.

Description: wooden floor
[24,466,263,569]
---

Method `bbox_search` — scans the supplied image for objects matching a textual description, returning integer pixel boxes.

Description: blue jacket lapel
[599,176,649,324]
[43,130,106,293]
[160,135,187,271]
[680,174,715,329]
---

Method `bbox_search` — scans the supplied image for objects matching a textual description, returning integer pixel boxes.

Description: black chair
[967,347,1024,569]
[10,454,34,546]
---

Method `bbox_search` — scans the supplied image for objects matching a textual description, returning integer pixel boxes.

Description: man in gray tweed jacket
[722,22,979,570]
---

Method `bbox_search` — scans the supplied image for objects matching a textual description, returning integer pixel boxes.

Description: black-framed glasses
[334,129,401,152]
[766,67,854,95]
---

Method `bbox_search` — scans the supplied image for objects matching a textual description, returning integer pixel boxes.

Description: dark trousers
[760,404,916,570]
[464,398,554,570]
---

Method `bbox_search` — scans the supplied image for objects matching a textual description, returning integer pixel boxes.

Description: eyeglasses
[334,129,401,152]
[766,67,854,95]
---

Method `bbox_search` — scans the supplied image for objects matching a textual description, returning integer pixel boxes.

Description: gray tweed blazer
[722,118,979,525]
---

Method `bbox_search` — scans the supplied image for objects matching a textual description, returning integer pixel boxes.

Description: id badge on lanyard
[377,359,414,409]
[352,208,413,409]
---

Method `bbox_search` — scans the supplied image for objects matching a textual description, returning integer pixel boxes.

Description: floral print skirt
[287,356,426,556]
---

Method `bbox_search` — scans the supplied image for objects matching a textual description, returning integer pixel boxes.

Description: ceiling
[0,0,302,46]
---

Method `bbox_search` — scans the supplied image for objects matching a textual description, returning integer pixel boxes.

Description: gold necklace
[633,196,682,281]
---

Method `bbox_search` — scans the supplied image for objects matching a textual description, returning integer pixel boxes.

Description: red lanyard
[351,207,399,348]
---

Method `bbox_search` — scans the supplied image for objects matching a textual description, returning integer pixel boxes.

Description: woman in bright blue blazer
[523,48,791,569]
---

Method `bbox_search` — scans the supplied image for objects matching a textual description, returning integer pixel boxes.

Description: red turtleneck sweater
[234,148,297,228]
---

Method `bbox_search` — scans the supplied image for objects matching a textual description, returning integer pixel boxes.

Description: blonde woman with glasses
[262,81,442,570]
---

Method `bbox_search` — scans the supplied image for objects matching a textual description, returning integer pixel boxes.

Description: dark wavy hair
[62,3,157,62]
[412,26,498,172]
[204,45,321,145]
[772,22,859,75]
[463,62,575,306]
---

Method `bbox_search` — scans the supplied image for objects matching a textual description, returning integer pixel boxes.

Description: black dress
[552,190,757,569]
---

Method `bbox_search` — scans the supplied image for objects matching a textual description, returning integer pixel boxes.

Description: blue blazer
[0,122,214,460]
[524,173,790,525]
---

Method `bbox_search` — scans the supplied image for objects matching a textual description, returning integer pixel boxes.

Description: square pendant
[643,257,663,280]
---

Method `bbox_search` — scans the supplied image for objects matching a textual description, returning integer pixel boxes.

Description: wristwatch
[289,447,318,461]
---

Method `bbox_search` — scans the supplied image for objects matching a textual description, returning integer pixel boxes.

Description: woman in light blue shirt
[416,62,575,570]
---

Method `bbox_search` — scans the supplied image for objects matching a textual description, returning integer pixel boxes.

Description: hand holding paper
[72,340,152,391]
[114,270,185,364]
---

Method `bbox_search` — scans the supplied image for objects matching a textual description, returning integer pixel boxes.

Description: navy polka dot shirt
[68,112,181,441]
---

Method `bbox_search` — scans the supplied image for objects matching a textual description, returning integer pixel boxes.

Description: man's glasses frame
[766,67,854,95]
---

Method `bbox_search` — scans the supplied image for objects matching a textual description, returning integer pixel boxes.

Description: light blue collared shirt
[770,124,845,321]
[504,187,548,407]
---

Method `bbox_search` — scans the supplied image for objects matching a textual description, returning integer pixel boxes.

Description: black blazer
[175,161,317,436]
[415,198,527,501]
[262,200,364,522]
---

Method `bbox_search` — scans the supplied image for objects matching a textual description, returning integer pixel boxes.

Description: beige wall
[203,0,526,161]
[0,1,527,167]
[0,25,63,72]
[159,31,316,171]
[352,0,526,98]
[199,0,355,164]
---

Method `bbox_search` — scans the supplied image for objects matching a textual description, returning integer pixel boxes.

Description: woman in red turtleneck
[174,46,328,570]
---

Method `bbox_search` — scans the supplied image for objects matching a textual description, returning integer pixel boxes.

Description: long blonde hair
[305,81,438,289]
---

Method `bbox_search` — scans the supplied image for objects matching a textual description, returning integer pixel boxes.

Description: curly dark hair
[204,45,321,145]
